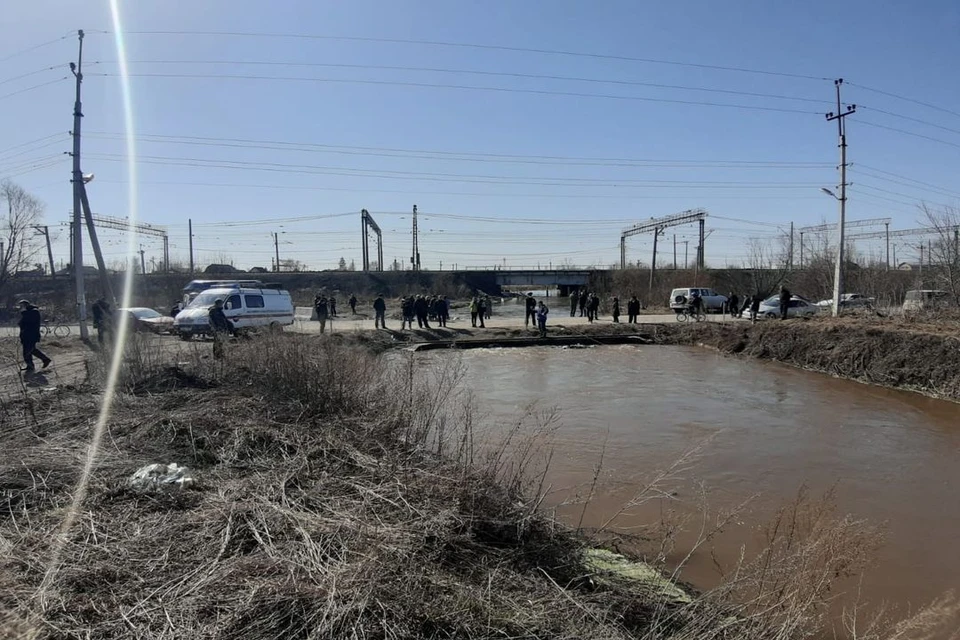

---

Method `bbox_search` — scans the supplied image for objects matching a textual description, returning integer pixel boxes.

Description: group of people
[723,287,792,322]
[400,294,449,330]
[468,295,493,328]
[568,290,643,324]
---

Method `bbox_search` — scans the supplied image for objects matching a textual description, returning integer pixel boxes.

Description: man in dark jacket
[401,296,414,330]
[612,297,621,323]
[349,294,358,315]
[414,295,430,329]
[437,296,449,327]
[627,296,641,323]
[476,296,486,328]
[524,293,537,327]
[18,300,51,372]
[578,290,588,317]
[779,286,791,320]
[329,296,338,318]
[569,290,579,317]
[588,294,600,322]
[315,296,329,334]
[91,297,114,346]
[728,292,740,318]
[208,299,232,359]
[373,295,387,329]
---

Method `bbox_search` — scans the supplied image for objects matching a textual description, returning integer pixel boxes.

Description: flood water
[423,345,960,612]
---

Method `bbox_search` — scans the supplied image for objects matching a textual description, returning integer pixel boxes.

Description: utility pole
[826,78,856,317]
[78,184,115,304]
[411,204,420,271]
[648,227,659,298]
[885,222,890,271]
[273,232,280,272]
[139,245,146,275]
[789,222,794,270]
[799,231,805,269]
[955,225,959,264]
[673,234,677,269]
[683,240,689,269]
[188,218,194,274]
[697,218,705,270]
[619,235,625,269]
[70,30,89,340]
[919,243,924,275]
[33,226,56,276]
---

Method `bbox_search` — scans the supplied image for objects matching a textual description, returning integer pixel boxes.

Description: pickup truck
[669,288,728,312]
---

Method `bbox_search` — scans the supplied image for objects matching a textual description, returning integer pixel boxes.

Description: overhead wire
[0,33,71,63]
[117,30,833,81]
[846,81,960,121]
[858,119,960,151]
[0,76,70,101]
[87,72,822,115]
[91,59,831,106]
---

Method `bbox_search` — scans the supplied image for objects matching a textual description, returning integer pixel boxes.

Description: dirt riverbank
[659,317,960,402]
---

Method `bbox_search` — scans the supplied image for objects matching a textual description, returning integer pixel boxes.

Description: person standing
[18,300,51,372]
[415,295,431,329]
[536,300,549,338]
[476,296,487,328]
[469,297,479,328]
[524,293,537,327]
[578,290,588,317]
[588,293,600,322]
[373,294,387,329]
[728,292,740,318]
[612,297,620,323]
[349,294,358,315]
[569,290,579,317]
[209,298,232,359]
[315,296,329,334]
[329,296,338,318]
[627,296,640,323]
[778,286,791,320]
[750,295,762,323]
[484,295,492,320]
[91,297,114,346]
[437,296,449,327]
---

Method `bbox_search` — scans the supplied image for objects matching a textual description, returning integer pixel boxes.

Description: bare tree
[744,236,790,298]
[0,179,45,291]
[921,203,960,303]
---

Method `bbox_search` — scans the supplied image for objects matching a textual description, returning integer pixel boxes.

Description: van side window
[245,294,265,309]
[225,294,242,310]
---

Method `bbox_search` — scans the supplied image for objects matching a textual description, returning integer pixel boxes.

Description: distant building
[204,263,239,274]
[248,266,269,274]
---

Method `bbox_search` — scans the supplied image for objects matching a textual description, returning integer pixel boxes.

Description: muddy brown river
[422,345,960,613]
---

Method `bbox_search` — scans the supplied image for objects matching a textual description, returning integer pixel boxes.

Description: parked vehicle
[756,295,820,319]
[669,288,728,313]
[181,279,265,306]
[119,307,175,334]
[902,289,951,312]
[816,293,875,309]
[173,286,295,339]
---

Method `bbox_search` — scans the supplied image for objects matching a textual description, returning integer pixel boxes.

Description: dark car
[119,307,176,334]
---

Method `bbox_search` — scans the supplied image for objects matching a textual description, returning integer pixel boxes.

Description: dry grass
[1,333,957,639]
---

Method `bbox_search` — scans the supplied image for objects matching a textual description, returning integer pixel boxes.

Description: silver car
[756,296,820,319]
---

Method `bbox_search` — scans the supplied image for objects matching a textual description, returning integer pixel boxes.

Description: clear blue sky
[2,0,959,271]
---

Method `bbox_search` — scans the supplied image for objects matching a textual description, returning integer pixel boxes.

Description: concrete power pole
[789,222,794,270]
[70,30,89,340]
[273,232,280,272]
[188,218,194,274]
[826,78,856,317]
[411,204,420,271]
[139,245,146,275]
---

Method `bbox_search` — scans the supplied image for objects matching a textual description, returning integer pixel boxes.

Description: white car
[669,288,728,312]
[816,293,875,309]
[756,296,820,319]
[174,286,295,339]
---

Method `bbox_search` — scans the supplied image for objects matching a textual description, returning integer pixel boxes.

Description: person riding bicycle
[689,290,703,315]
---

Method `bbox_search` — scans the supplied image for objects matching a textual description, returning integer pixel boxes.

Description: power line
[88,72,822,115]
[0,132,68,159]
[0,34,70,63]
[0,64,62,87]
[83,152,825,188]
[119,30,833,81]
[854,164,960,199]
[858,119,960,151]
[860,105,960,137]
[846,81,960,121]
[85,131,834,169]
[92,59,831,105]
[849,168,960,200]
[0,76,69,102]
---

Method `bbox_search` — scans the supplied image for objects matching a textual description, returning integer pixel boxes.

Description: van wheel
[269,322,282,333]
[179,334,191,341]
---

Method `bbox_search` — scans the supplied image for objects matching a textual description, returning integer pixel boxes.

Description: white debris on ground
[128,463,194,492]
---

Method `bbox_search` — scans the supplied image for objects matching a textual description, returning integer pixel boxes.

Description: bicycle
[675,305,706,323]
[41,318,71,338]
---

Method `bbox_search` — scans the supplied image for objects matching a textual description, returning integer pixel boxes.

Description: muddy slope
[664,320,960,401]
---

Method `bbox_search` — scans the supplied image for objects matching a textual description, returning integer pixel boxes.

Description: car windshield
[187,292,224,309]
[131,308,161,319]
[763,296,778,305]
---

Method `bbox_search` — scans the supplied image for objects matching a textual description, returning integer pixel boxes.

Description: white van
[173,287,295,340]
[902,289,951,312]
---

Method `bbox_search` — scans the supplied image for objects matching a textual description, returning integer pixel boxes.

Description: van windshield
[187,292,224,309]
